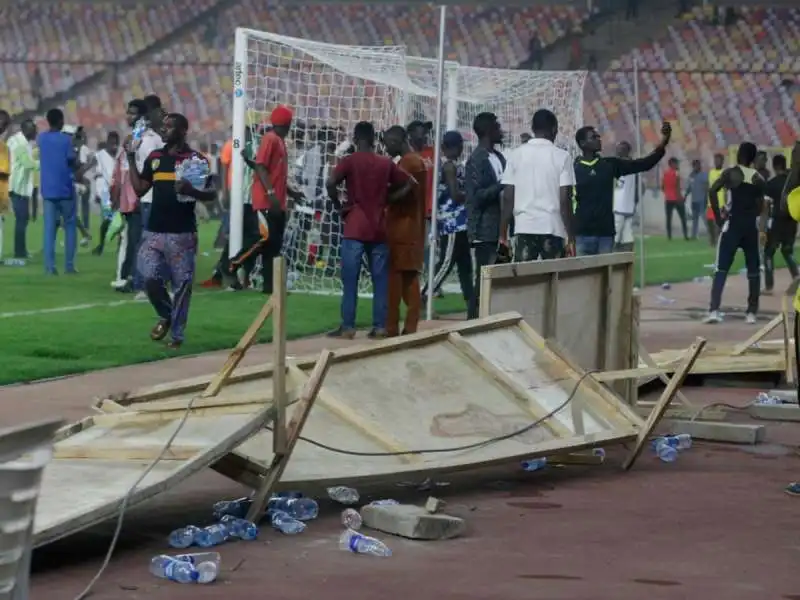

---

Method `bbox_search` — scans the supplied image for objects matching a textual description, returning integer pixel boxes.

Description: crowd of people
[1,94,799,349]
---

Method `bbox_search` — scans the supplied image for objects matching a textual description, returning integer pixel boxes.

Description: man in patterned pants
[127,113,217,348]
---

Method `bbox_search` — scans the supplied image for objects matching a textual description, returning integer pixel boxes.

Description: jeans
[514,233,565,261]
[690,202,705,239]
[576,235,614,257]
[10,192,30,258]
[340,238,389,330]
[709,223,760,314]
[43,197,77,273]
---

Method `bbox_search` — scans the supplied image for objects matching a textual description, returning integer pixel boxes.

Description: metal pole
[426,5,447,322]
[633,56,645,289]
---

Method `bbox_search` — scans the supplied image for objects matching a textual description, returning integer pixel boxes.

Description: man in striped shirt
[7,119,38,264]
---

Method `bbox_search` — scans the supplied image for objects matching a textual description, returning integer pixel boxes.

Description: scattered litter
[368,499,399,507]
[268,509,306,534]
[219,516,258,540]
[267,495,319,520]
[703,263,716,270]
[652,433,692,463]
[327,486,360,505]
[150,552,220,584]
[212,497,251,520]
[655,295,676,305]
[339,529,392,557]
[633,286,640,292]
[196,523,231,548]
[424,497,445,514]
[755,392,790,406]
[661,282,671,290]
[693,275,711,283]
[168,525,201,549]
[341,508,362,530]
[592,448,606,461]
[520,457,547,472]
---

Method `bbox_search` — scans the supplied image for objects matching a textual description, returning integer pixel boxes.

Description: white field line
[0,249,714,320]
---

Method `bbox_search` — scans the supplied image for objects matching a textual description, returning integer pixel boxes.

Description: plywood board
[478,254,635,400]
[98,314,643,494]
[646,345,785,376]
[34,400,277,547]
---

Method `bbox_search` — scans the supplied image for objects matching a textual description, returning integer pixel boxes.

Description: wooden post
[246,350,333,522]
[622,337,707,471]
[272,256,288,454]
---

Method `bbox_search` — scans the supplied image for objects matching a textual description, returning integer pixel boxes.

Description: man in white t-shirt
[613,140,638,251]
[500,109,574,261]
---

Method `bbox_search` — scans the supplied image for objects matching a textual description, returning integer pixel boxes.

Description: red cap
[270,105,293,127]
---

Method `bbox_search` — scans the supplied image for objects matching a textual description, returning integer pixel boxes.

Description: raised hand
[660,122,672,146]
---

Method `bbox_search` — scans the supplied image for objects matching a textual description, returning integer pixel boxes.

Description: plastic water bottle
[654,438,678,463]
[665,433,692,450]
[268,510,306,535]
[661,282,671,290]
[195,523,231,548]
[521,457,547,472]
[339,529,392,557]
[132,118,146,142]
[755,392,785,406]
[369,499,399,507]
[267,496,319,520]
[150,555,217,584]
[592,448,606,460]
[173,552,220,584]
[212,497,251,520]
[219,516,258,540]
[327,486,360,505]
[168,525,201,549]
[341,508,362,530]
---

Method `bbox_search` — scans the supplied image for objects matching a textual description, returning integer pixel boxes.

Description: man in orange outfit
[382,125,428,337]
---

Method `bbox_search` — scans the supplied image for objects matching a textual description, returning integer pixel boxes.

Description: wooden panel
[479,254,635,377]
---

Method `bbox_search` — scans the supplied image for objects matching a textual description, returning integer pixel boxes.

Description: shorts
[614,213,634,245]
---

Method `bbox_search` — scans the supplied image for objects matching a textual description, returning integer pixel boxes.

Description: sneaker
[326,326,356,340]
[134,291,148,301]
[80,237,90,247]
[703,311,723,324]
[785,482,800,496]
[368,328,388,340]
[745,313,757,325]
[762,289,774,296]
[111,279,128,289]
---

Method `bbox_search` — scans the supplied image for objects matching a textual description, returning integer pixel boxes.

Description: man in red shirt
[325,121,412,339]
[663,157,688,240]
[234,106,302,293]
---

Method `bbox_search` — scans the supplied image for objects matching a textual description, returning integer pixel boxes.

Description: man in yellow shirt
[0,110,11,262]
[706,153,725,246]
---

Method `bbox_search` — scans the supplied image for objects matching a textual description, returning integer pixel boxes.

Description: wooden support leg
[272,256,288,454]
[202,297,275,398]
[245,350,333,522]
[781,294,795,387]
[638,345,693,410]
[731,313,783,356]
[622,337,707,471]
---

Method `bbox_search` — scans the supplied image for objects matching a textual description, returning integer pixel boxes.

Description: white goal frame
[229,24,587,304]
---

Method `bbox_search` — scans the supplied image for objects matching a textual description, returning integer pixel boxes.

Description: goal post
[229,27,587,295]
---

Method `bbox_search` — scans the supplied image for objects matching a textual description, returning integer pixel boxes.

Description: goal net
[230,28,586,295]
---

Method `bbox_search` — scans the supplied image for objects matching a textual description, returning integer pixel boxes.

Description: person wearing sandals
[126,113,217,349]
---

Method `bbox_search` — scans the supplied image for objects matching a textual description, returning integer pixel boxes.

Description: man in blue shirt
[38,108,78,274]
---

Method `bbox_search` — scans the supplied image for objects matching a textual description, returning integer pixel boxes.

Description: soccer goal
[230,28,587,295]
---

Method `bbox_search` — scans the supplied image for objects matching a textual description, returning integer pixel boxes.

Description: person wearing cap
[235,105,303,293]
[422,130,472,306]
[464,111,506,319]
[500,109,574,262]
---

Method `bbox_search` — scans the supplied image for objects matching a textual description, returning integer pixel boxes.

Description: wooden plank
[286,364,423,464]
[272,256,288,454]
[622,338,707,471]
[660,420,765,444]
[54,444,202,461]
[481,252,634,280]
[446,332,574,438]
[731,313,783,356]
[638,345,694,410]
[634,406,727,421]
[101,389,283,415]
[202,298,274,398]
[544,272,558,338]
[781,294,795,386]
[246,350,332,522]
[597,264,613,370]
[90,402,274,428]
[594,366,669,382]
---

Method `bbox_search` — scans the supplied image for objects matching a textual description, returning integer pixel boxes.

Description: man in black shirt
[127,113,217,348]
[572,122,671,255]
[763,154,797,294]
[704,142,768,324]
